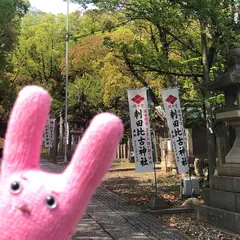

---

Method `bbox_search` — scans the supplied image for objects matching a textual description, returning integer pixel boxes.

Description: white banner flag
[127,87,154,173]
[43,118,52,148]
[43,117,56,149]
[49,119,56,146]
[161,88,189,174]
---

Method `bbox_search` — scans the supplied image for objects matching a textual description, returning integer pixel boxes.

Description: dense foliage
[1,0,240,131]
[0,0,29,122]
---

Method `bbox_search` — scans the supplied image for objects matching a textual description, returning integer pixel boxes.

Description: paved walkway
[41,161,190,240]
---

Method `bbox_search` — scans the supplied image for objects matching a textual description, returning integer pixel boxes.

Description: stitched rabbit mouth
[19,204,31,215]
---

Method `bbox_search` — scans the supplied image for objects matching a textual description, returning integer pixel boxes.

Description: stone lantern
[196,47,240,234]
[205,47,240,173]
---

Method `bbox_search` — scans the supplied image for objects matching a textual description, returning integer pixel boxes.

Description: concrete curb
[149,207,194,215]
[109,166,161,172]
[109,164,161,172]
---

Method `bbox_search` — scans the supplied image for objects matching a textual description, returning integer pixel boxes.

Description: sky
[29,0,82,14]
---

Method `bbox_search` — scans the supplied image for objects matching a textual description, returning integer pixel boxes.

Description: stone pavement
[41,161,190,240]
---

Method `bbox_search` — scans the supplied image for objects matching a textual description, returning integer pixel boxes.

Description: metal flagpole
[64,0,70,162]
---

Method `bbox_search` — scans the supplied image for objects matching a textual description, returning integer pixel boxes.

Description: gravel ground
[157,213,240,240]
[102,169,240,240]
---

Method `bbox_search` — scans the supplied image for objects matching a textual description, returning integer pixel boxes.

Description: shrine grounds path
[41,160,190,240]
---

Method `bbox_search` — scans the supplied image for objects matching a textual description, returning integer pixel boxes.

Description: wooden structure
[115,144,130,161]
[67,112,84,161]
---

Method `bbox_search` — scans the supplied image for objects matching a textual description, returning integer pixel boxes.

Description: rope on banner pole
[147,87,158,201]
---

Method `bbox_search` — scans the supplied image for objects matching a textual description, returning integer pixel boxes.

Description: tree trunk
[123,52,159,104]
[200,21,216,178]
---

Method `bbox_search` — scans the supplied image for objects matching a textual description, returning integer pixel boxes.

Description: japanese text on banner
[43,117,56,149]
[161,88,189,174]
[127,88,154,173]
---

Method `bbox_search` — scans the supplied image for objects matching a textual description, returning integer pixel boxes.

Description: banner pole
[178,89,194,198]
[161,87,193,198]
[147,87,158,201]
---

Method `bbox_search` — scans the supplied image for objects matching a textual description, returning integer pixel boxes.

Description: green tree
[73,0,240,177]
[63,9,168,131]
[11,11,67,112]
[72,0,239,101]
[0,0,29,71]
[0,0,29,122]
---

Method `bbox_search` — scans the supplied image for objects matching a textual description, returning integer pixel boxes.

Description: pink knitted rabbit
[0,86,123,239]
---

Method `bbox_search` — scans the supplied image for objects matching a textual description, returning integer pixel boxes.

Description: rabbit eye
[45,196,57,209]
[10,181,22,194]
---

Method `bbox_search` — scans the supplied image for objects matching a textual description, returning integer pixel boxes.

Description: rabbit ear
[63,113,123,203]
[1,86,51,179]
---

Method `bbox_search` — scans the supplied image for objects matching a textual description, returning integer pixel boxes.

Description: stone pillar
[216,110,240,176]
[225,126,240,163]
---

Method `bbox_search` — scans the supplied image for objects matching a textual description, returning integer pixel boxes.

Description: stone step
[203,188,240,213]
[211,175,240,193]
[195,204,240,234]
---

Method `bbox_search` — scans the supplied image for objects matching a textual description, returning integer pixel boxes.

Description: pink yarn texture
[0,86,123,240]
